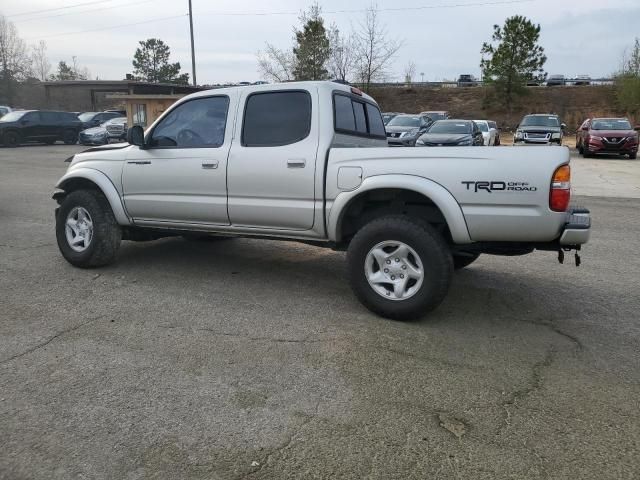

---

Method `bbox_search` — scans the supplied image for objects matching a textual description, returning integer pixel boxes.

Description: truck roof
[183,81,378,105]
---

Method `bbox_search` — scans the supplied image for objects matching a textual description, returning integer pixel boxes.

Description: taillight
[550,164,571,212]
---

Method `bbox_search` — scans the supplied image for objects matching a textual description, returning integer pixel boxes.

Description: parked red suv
[576,118,639,159]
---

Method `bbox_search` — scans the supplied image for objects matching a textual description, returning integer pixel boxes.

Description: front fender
[328,174,472,244]
[55,167,131,225]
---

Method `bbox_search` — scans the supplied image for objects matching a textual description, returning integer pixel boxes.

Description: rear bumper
[559,207,591,246]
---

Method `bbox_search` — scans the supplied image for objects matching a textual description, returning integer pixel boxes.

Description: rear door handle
[202,161,219,169]
[127,160,151,165]
[287,158,306,168]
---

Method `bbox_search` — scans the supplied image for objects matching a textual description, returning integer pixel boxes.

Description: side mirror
[127,125,146,147]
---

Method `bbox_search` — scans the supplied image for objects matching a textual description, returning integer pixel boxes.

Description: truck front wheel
[55,190,121,268]
[347,215,453,320]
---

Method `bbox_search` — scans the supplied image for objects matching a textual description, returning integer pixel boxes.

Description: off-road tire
[3,131,20,148]
[56,189,121,268]
[347,215,453,321]
[453,253,480,270]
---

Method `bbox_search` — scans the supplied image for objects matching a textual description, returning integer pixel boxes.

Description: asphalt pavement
[1,145,639,479]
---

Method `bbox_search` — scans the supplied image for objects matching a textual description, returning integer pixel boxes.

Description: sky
[3,0,639,84]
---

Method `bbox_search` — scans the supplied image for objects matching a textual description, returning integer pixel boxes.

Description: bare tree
[328,26,355,82]
[31,40,50,81]
[257,43,294,83]
[403,61,416,84]
[0,15,32,103]
[71,56,91,80]
[352,4,402,91]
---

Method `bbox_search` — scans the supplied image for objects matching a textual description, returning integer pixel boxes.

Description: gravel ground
[1,145,639,479]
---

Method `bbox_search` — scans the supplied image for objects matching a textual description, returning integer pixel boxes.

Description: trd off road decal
[461,181,538,193]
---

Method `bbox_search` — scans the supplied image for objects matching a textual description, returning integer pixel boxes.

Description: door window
[242,91,311,147]
[149,96,230,148]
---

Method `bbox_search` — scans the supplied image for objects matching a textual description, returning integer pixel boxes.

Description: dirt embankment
[371,85,634,132]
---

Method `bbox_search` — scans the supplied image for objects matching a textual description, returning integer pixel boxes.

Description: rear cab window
[242,90,312,147]
[333,92,386,140]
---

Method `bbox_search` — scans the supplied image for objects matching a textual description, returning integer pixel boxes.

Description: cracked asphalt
[1,146,639,479]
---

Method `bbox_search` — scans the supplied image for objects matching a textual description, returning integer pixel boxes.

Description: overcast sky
[3,0,639,84]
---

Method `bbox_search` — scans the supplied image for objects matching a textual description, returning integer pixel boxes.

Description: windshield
[475,121,489,132]
[592,119,632,130]
[427,121,471,134]
[78,112,98,122]
[0,111,27,122]
[520,116,560,127]
[388,116,421,127]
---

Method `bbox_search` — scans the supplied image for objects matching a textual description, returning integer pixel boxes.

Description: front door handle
[287,158,306,168]
[202,161,219,169]
[127,160,151,165]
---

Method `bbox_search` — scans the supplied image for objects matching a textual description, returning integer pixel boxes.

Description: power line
[13,0,157,24]
[24,14,187,40]
[6,0,112,18]
[199,0,538,16]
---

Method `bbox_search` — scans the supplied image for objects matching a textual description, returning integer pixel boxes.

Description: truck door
[122,93,236,225]
[227,88,319,230]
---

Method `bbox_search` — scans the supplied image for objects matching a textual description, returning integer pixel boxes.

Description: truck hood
[67,142,132,165]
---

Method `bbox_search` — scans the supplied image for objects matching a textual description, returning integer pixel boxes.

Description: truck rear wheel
[347,215,453,320]
[55,189,121,268]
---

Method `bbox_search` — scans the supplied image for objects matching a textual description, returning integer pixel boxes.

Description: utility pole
[420,72,425,84]
[188,0,197,86]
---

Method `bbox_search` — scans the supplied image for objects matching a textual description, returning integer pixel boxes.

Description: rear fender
[328,174,472,244]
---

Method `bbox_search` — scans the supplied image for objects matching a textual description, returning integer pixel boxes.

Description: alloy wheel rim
[365,240,424,301]
[65,207,93,252]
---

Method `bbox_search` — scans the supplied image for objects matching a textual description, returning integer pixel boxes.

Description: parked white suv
[53,81,590,319]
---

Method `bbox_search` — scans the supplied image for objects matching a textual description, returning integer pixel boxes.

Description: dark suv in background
[514,114,566,145]
[0,110,82,147]
[78,111,123,130]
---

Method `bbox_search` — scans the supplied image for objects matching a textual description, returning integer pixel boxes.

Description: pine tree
[480,16,547,108]
[132,39,189,85]
[292,5,330,81]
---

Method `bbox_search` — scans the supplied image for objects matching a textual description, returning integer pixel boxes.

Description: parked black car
[415,119,484,146]
[77,111,122,129]
[0,110,82,147]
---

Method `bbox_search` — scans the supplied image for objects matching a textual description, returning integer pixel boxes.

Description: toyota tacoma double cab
[53,81,591,320]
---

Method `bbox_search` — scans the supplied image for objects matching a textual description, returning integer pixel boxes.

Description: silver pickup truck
[53,81,591,320]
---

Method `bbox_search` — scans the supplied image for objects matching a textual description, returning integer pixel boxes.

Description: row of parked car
[0,107,128,147]
[382,111,501,147]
